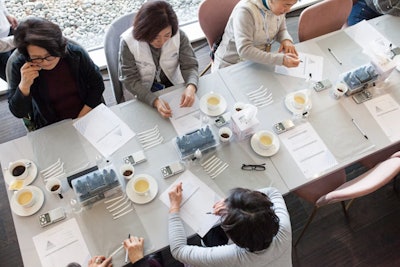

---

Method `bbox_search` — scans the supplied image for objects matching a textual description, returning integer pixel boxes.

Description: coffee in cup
[133,176,150,196]
[219,127,232,143]
[258,131,275,150]
[120,164,135,180]
[331,82,348,99]
[9,161,28,179]
[206,93,221,110]
[15,187,36,208]
[292,92,308,109]
[45,178,63,198]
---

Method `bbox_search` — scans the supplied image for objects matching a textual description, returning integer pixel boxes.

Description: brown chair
[297,0,353,42]
[294,152,400,246]
[197,0,240,76]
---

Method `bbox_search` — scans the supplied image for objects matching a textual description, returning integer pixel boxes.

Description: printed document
[159,170,222,237]
[364,94,400,142]
[279,122,338,178]
[159,89,202,135]
[73,103,135,157]
[33,218,90,267]
[275,53,323,81]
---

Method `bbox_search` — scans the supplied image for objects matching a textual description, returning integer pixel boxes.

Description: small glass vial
[70,198,82,214]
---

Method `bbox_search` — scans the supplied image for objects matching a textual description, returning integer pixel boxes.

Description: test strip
[113,209,133,220]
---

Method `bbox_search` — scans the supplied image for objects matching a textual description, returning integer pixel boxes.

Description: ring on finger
[95,258,103,264]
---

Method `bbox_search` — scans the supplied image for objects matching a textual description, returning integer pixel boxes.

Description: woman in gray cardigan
[168,184,292,267]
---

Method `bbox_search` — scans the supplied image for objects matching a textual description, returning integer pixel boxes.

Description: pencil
[125,234,130,263]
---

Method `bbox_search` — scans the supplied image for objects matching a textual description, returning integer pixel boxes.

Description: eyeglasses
[241,163,266,171]
[28,55,57,63]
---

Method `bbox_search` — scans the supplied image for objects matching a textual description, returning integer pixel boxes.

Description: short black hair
[14,17,67,59]
[220,188,280,252]
[133,0,178,43]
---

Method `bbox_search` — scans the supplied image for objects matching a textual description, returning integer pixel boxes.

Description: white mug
[332,82,348,99]
[258,131,275,151]
[133,177,150,196]
[219,127,233,143]
[206,93,221,110]
[9,161,29,180]
[292,92,308,110]
[45,178,63,198]
[120,164,135,180]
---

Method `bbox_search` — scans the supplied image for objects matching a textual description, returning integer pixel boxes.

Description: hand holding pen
[207,199,226,216]
[123,234,145,264]
[155,98,172,118]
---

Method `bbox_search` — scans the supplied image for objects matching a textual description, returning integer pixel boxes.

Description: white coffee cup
[206,93,221,110]
[15,187,36,208]
[45,178,62,195]
[133,176,150,196]
[258,131,275,151]
[120,164,135,180]
[332,82,348,99]
[292,92,308,109]
[9,161,29,180]
[219,127,233,143]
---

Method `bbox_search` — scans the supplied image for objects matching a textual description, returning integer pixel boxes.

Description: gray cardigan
[168,187,292,267]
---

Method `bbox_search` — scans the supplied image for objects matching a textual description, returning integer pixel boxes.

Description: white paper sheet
[279,122,338,179]
[275,52,323,81]
[364,94,400,142]
[73,104,135,157]
[33,218,90,267]
[159,170,222,237]
[159,90,202,135]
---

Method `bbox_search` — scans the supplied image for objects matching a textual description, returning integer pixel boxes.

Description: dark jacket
[8,42,104,130]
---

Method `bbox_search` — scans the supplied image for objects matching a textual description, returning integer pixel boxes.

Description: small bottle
[70,198,82,214]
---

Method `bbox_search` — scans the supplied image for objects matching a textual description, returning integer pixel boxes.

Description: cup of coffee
[133,176,150,196]
[331,82,348,99]
[9,161,28,180]
[45,178,62,197]
[258,131,275,151]
[120,164,134,180]
[292,92,308,109]
[15,187,36,208]
[206,93,221,110]
[233,102,246,112]
[219,127,232,143]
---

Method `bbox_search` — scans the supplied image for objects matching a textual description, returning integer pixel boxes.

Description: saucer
[284,91,312,114]
[11,185,44,216]
[250,131,280,157]
[4,159,38,187]
[199,93,227,117]
[126,174,158,204]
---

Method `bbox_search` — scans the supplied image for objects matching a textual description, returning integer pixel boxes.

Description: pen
[351,119,368,140]
[109,245,124,258]
[206,212,213,214]
[328,48,343,65]
[125,234,130,263]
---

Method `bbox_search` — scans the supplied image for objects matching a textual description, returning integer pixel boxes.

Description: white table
[1,14,400,267]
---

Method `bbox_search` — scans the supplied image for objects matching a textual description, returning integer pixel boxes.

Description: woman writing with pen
[88,236,162,267]
[119,0,199,118]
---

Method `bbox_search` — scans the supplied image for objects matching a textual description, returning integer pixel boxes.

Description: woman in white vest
[119,0,199,118]
[212,0,300,71]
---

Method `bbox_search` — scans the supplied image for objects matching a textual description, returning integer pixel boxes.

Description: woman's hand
[18,63,41,96]
[279,40,298,56]
[180,84,196,107]
[123,236,145,264]
[154,98,172,118]
[88,256,112,267]
[168,182,183,213]
[212,199,227,216]
[282,53,301,68]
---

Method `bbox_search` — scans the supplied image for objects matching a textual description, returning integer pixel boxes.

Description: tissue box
[370,57,396,81]
[231,110,259,141]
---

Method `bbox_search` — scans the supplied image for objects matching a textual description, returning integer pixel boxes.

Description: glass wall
[5,0,201,49]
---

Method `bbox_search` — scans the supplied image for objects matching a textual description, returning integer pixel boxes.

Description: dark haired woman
[8,17,104,130]
[119,0,198,118]
[168,184,292,266]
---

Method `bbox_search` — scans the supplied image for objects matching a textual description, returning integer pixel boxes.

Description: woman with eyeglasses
[8,17,104,130]
[119,0,198,118]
